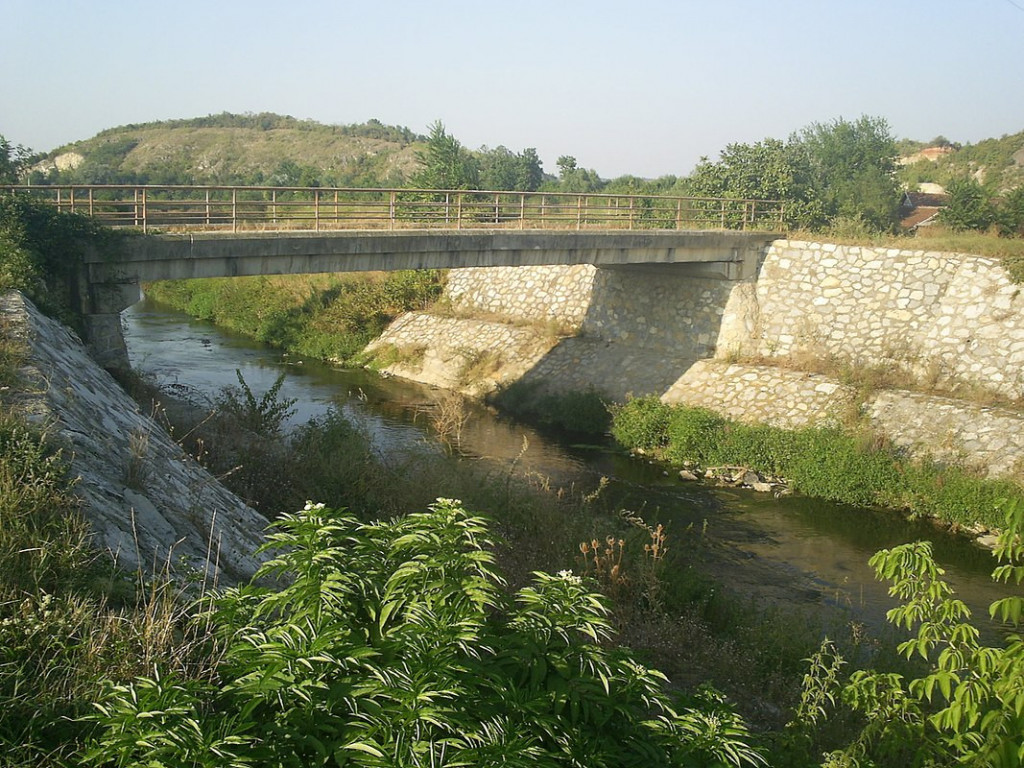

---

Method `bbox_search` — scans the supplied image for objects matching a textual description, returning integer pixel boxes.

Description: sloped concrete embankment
[2,291,267,583]
[369,242,1024,479]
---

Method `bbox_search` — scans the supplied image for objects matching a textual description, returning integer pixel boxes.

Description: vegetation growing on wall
[0,191,117,330]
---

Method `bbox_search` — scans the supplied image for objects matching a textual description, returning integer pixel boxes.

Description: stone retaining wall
[2,291,268,583]
[372,241,1024,479]
[662,360,857,430]
[746,241,1024,399]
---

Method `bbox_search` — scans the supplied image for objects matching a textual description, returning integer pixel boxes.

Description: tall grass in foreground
[0,407,215,766]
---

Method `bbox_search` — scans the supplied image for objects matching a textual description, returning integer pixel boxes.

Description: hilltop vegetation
[10,112,1024,241]
[898,130,1024,192]
[29,113,426,188]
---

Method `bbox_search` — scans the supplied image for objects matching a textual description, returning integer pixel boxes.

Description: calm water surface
[123,298,1009,636]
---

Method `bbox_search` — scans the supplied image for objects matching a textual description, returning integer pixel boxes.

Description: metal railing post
[8,184,786,236]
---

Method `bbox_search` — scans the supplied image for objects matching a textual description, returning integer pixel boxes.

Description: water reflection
[123,299,1011,637]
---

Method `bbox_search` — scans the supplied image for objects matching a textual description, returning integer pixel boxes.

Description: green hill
[30,112,426,187]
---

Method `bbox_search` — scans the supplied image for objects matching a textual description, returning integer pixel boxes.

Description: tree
[411,121,479,190]
[940,177,996,232]
[683,116,903,232]
[0,135,30,184]
[477,145,543,191]
[795,115,903,232]
[550,154,603,193]
[686,138,822,229]
[997,185,1024,237]
[687,138,801,201]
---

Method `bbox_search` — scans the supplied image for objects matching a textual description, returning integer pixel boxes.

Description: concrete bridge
[81,229,778,368]
[1,184,783,367]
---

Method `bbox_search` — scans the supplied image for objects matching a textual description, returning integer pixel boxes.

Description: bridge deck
[90,229,779,284]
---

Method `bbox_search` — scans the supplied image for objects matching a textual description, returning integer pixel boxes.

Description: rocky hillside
[30,113,425,187]
[899,130,1024,192]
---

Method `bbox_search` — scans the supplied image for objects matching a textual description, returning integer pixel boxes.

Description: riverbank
[143,241,1024,534]
[2,290,787,765]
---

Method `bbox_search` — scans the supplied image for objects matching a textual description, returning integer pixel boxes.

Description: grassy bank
[0,327,210,765]
[610,396,1024,531]
[144,270,444,362]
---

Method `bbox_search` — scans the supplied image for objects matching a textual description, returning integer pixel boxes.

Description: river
[123,298,1010,636]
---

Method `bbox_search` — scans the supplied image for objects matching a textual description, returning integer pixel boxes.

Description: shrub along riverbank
[144,271,444,363]
[610,396,1024,532]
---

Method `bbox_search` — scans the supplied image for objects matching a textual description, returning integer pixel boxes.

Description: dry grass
[732,348,1024,414]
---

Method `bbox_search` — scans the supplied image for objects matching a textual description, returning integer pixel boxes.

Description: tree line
[5,113,1024,236]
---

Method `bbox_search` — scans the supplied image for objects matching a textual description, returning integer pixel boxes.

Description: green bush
[0,192,119,329]
[664,406,727,466]
[609,401,1024,528]
[784,427,905,507]
[609,395,672,451]
[83,499,765,767]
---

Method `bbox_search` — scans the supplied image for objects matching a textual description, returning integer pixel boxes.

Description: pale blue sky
[3,0,1024,178]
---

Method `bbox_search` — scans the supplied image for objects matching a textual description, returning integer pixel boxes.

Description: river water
[122,298,1009,636]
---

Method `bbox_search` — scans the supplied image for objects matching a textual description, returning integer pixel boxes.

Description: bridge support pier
[79,273,141,371]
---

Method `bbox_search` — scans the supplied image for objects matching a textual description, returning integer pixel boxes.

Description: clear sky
[3,0,1024,179]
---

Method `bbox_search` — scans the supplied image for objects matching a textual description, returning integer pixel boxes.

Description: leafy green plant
[664,406,727,466]
[799,500,1024,767]
[84,499,766,767]
[609,395,672,451]
[216,370,296,437]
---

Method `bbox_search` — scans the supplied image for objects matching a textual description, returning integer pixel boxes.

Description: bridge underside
[81,229,778,368]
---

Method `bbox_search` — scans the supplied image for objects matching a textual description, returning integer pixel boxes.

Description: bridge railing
[0,185,785,234]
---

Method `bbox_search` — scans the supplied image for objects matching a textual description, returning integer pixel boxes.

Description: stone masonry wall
[744,241,1024,399]
[373,241,1024,478]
